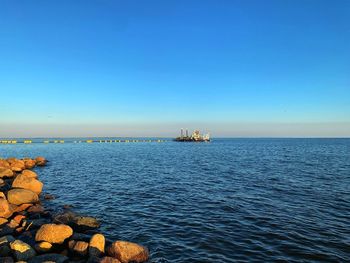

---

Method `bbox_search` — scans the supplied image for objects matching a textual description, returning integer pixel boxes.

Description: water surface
[1,138,350,262]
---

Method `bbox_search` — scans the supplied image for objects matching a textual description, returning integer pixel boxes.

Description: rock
[0,192,6,199]
[13,214,26,224]
[0,236,13,256]
[34,241,52,253]
[53,211,100,232]
[89,233,105,258]
[12,174,43,194]
[10,239,36,261]
[35,224,73,244]
[7,219,19,229]
[28,253,69,263]
[7,189,39,205]
[13,203,33,213]
[35,157,47,166]
[21,170,38,179]
[9,160,25,172]
[0,159,10,168]
[0,179,5,187]
[0,225,15,236]
[107,241,149,263]
[99,257,122,263]
[71,232,92,242]
[0,235,15,246]
[26,218,50,230]
[0,257,14,263]
[27,204,45,213]
[0,168,14,179]
[23,160,36,169]
[44,193,55,200]
[72,240,89,257]
[0,199,13,218]
[0,218,8,225]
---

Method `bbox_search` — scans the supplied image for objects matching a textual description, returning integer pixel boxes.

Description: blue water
[1,138,350,262]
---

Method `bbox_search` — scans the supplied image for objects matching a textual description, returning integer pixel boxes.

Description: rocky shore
[0,157,149,263]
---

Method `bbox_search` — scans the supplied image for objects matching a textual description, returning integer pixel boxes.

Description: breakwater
[0,157,149,263]
[0,139,166,144]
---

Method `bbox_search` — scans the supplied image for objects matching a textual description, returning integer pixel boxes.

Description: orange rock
[21,169,38,178]
[7,189,39,205]
[89,233,105,257]
[73,241,89,257]
[13,214,26,224]
[12,174,43,194]
[107,241,149,263]
[0,168,14,178]
[0,198,13,218]
[35,157,47,166]
[0,159,10,168]
[0,217,8,225]
[9,160,25,172]
[35,224,73,244]
[35,241,52,253]
[13,203,33,213]
[24,159,36,169]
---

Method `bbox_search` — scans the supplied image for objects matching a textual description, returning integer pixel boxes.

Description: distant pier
[0,139,166,144]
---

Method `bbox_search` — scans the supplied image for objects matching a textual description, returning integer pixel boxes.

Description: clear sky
[1,0,349,137]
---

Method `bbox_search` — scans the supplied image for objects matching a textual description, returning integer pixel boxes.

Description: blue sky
[0,0,349,137]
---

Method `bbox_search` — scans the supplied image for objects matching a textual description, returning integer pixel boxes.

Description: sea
[1,138,350,262]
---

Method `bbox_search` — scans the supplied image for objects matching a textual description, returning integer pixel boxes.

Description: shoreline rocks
[0,157,150,262]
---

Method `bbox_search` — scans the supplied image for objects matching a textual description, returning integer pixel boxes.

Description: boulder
[21,170,38,179]
[0,235,15,246]
[10,240,36,261]
[35,224,73,244]
[0,192,5,199]
[107,241,149,263]
[13,203,33,213]
[28,253,69,263]
[34,241,52,253]
[71,240,89,257]
[23,160,36,169]
[12,174,43,194]
[0,199,13,218]
[0,179,5,187]
[0,168,14,179]
[0,218,8,225]
[89,233,105,257]
[9,160,25,172]
[0,160,10,168]
[27,204,45,213]
[0,224,15,236]
[7,189,39,205]
[53,211,100,231]
[35,157,47,166]
[99,257,122,263]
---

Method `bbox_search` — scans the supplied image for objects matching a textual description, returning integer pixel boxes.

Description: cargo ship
[174,129,210,142]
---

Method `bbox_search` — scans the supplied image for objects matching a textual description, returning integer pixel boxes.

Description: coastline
[0,157,149,263]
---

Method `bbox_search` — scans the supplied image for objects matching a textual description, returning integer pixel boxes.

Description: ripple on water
[2,138,350,262]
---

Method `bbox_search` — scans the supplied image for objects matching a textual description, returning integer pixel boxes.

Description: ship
[174,129,210,142]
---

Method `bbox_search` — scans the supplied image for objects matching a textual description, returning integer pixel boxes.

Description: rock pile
[0,157,149,263]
